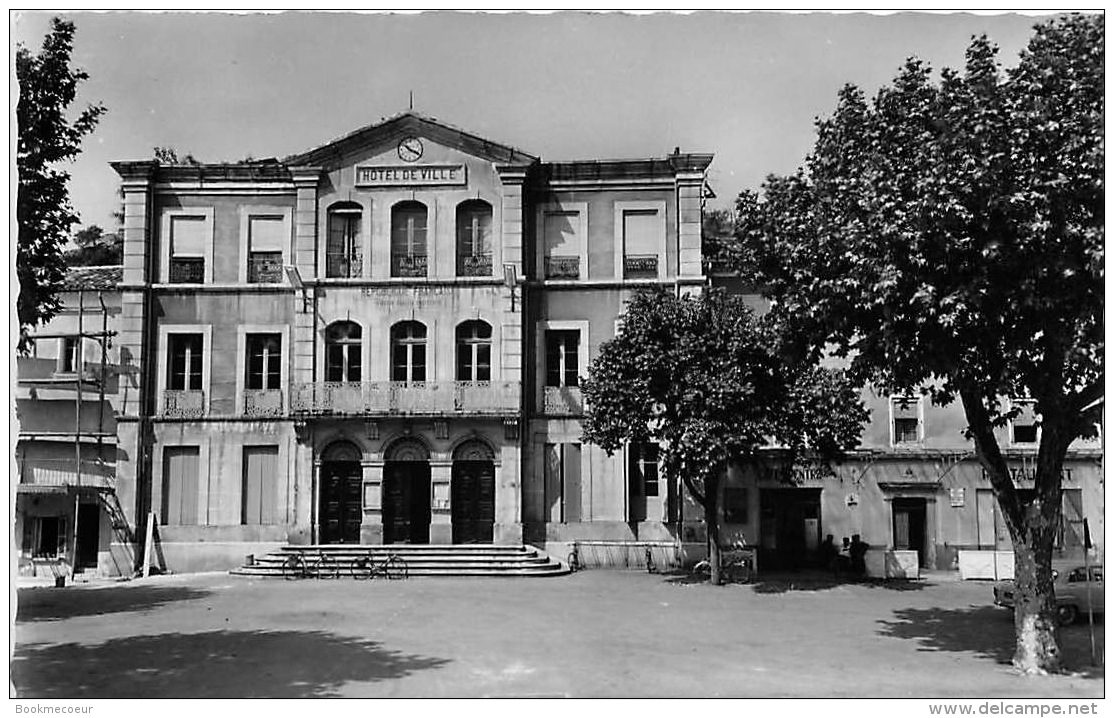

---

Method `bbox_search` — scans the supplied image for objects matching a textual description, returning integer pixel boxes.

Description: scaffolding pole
[70,289,84,576]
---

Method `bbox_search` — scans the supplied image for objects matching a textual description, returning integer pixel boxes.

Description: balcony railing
[543,385,583,415]
[291,381,520,416]
[168,257,205,283]
[244,388,284,417]
[624,254,659,279]
[544,256,580,280]
[392,253,428,278]
[163,389,205,418]
[457,253,493,277]
[248,253,284,283]
[326,252,363,279]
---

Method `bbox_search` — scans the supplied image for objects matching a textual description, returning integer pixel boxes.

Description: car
[993,563,1103,625]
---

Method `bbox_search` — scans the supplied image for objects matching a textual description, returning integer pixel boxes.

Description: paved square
[11,571,1103,698]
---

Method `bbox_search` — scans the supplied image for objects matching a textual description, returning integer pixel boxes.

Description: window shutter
[170,216,208,256]
[544,211,579,257]
[249,215,286,253]
[623,209,658,255]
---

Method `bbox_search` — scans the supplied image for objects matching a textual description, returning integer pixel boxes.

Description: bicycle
[567,542,582,573]
[350,551,409,580]
[281,550,340,580]
[693,541,754,584]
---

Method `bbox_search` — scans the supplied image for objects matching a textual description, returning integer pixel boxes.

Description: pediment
[284,111,537,169]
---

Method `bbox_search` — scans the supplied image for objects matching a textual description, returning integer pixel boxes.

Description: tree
[16,17,105,352]
[733,15,1102,673]
[702,207,737,273]
[581,288,868,585]
[65,224,122,266]
[153,146,200,165]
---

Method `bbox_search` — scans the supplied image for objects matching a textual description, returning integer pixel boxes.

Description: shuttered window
[162,446,200,526]
[242,446,279,525]
[891,397,920,444]
[544,442,581,523]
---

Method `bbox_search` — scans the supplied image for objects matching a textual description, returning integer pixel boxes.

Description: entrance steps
[230,544,570,578]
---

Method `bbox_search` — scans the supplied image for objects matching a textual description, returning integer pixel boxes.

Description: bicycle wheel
[384,555,409,580]
[315,554,339,580]
[282,554,307,580]
[351,556,372,580]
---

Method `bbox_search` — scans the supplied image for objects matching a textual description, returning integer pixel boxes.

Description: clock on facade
[397,137,424,162]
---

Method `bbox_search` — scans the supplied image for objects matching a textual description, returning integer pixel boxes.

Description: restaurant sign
[355,164,467,187]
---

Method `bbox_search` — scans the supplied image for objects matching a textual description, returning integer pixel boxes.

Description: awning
[17,484,106,495]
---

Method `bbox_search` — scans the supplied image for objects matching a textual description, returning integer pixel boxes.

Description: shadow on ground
[12,629,451,698]
[877,605,1104,678]
[16,585,212,623]
[661,570,927,593]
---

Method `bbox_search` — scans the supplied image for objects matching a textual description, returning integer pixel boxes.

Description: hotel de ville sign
[355,164,468,187]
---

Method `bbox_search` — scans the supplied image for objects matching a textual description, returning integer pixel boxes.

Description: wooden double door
[321,460,363,544]
[383,461,431,544]
[452,460,495,544]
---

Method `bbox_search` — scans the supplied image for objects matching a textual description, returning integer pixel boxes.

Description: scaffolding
[19,288,119,577]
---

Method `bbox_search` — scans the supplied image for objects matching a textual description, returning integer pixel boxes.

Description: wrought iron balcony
[163,389,205,418]
[457,253,493,277]
[244,388,284,417]
[168,257,205,283]
[247,253,284,283]
[624,254,659,279]
[391,253,428,278]
[325,252,363,279]
[544,256,580,280]
[291,381,520,416]
[543,385,583,415]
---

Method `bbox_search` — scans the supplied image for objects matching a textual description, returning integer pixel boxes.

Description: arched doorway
[383,438,431,544]
[320,440,363,544]
[452,439,496,544]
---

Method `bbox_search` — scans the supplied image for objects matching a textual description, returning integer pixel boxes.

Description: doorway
[892,497,928,566]
[320,441,363,544]
[452,440,496,544]
[75,502,100,571]
[383,438,431,544]
[759,488,822,570]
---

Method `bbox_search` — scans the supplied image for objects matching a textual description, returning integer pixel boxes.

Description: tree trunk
[1010,532,1061,674]
[959,388,1066,674]
[706,473,721,585]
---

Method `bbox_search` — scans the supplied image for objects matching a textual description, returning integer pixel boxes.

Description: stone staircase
[230,544,570,578]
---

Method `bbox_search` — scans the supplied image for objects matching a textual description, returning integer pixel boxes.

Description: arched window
[391,201,428,277]
[326,202,363,278]
[325,321,361,382]
[390,321,427,383]
[455,320,492,382]
[456,200,493,276]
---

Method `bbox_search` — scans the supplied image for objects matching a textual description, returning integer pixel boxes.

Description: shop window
[326,202,363,278]
[456,320,492,382]
[1011,400,1039,444]
[456,200,493,276]
[246,215,286,283]
[391,201,428,277]
[246,334,282,390]
[324,321,361,382]
[891,396,921,445]
[168,334,203,391]
[391,321,427,382]
[168,215,207,283]
[544,330,580,387]
[629,442,660,497]
[33,516,65,558]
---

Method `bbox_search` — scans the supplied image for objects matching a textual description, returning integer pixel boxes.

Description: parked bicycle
[693,540,754,584]
[350,551,409,580]
[567,543,582,573]
[282,549,340,580]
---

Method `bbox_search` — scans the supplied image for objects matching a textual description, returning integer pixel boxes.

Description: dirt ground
[10,569,1104,698]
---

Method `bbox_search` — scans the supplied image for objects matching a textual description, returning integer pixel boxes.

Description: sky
[12,10,1052,231]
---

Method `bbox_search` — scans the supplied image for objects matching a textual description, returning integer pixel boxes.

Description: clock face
[397,136,423,162]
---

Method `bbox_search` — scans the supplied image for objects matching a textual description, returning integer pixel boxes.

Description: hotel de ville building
[16,112,1102,578]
